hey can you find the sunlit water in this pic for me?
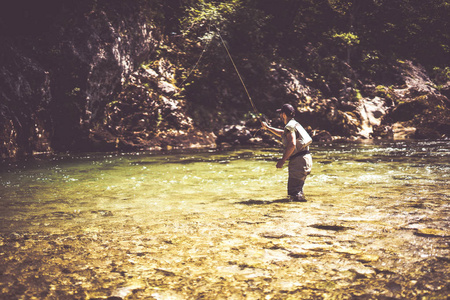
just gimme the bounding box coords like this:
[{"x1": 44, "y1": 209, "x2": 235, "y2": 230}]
[
  {"x1": 1, "y1": 149, "x2": 285, "y2": 233},
  {"x1": 0, "y1": 140, "x2": 449, "y2": 299}
]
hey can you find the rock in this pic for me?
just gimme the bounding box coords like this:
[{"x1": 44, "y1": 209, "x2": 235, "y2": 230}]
[
  {"x1": 296, "y1": 60, "x2": 449, "y2": 141},
  {"x1": 358, "y1": 97, "x2": 390, "y2": 138},
  {"x1": 357, "y1": 254, "x2": 380, "y2": 263},
  {"x1": 312, "y1": 130, "x2": 333, "y2": 142},
  {"x1": 372, "y1": 124, "x2": 393, "y2": 139},
  {"x1": 261, "y1": 231, "x2": 294, "y2": 239},
  {"x1": 0, "y1": 46, "x2": 53, "y2": 158},
  {"x1": 109, "y1": 283, "x2": 145, "y2": 299},
  {"x1": 288, "y1": 249, "x2": 310, "y2": 258},
  {"x1": 216, "y1": 124, "x2": 253, "y2": 146},
  {"x1": 297, "y1": 98, "x2": 362, "y2": 137},
  {"x1": 397, "y1": 60, "x2": 436, "y2": 95},
  {"x1": 158, "y1": 81, "x2": 178, "y2": 95},
  {"x1": 1, "y1": 11, "x2": 448, "y2": 159},
  {"x1": 144, "y1": 68, "x2": 158, "y2": 79},
  {"x1": 155, "y1": 268, "x2": 176, "y2": 276},
  {"x1": 440, "y1": 81, "x2": 450, "y2": 99},
  {"x1": 382, "y1": 93, "x2": 450, "y2": 139},
  {"x1": 387, "y1": 100, "x2": 429, "y2": 123},
  {"x1": 335, "y1": 248, "x2": 362, "y2": 255},
  {"x1": 415, "y1": 228, "x2": 450, "y2": 238},
  {"x1": 263, "y1": 249, "x2": 292, "y2": 262},
  {"x1": 309, "y1": 224, "x2": 352, "y2": 231},
  {"x1": 98, "y1": 210, "x2": 114, "y2": 217},
  {"x1": 300, "y1": 244, "x2": 332, "y2": 252},
  {"x1": 392, "y1": 122, "x2": 416, "y2": 139},
  {"x1": 378, "y1": 66, "x2": 450, "y2": 139},
  {"x1": 349, "y1": 266, "x2": 377, "y2": 277},
  {"x1": 267, "y1": 63, "x2": 315, "y2": 101},
  {"x1": 96, "y1": 63, "x2": 200, "y2": 151}
]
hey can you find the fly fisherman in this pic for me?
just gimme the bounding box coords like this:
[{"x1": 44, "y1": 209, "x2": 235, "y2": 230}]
[{"x1": 261, "y1": 104, "x2": 313, "y2": 201}]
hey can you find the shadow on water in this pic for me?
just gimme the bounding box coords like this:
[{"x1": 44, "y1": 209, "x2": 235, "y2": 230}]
[
  {"x1": 236, "y1": 198, "x2": 304, "y2": 205},
  {"x1": 309, "y1": 224, "x2": 353, "y2": 231}
]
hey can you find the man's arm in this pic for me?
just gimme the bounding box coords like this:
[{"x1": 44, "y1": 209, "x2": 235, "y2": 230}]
[
  {"x1": 276, "y1": 130, "x2": 296, "y2": 168},
  {"x1": 261, "y1": 121, "x2": 284, "y2": 138}
]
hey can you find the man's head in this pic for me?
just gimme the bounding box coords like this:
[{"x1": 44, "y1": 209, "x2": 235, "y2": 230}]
[{"x1": 276, "y1": 103, "x2": 295, "y2": 118}]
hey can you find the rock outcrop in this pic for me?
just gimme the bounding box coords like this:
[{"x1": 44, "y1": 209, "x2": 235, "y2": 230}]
[
  {"x1": 373, "y1": 62, "x2": 450, "y2": 139},
  {"x1": 1, "y1": 2, "x2": 157, "y2": 158},
  {"x1": 216, "y1": 61, "x2": 448, "y2": 146},
  {"x1": 92, "y1": 64, "x2": 216, "y2": 151}
]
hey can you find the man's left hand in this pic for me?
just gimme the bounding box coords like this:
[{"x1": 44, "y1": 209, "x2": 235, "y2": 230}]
[{"x1": 276, "y1": 159, "x2": 285, "y2": 168}]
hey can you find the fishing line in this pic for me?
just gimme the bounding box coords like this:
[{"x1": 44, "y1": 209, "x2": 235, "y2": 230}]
[
  {"x1": 214, "y1": 26, "x2": 259, "y2": 114},
  {"x1": 167, "y1": 24, "x2": 215, "y2": 99},
  {"x1": 179, "y1": 34, "x2": 213, "y2": 89},
  {"x1": 214, "y1": 25, "x2": 270, "y2": 138},
  {"x1": 169, "y1": 22, "x2": 262, "y2": 123}
]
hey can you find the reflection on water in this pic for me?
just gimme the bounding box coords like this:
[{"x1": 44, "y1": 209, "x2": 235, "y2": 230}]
[{"x1": 0, "y1": 140, "x2": 449, "y2": 299}]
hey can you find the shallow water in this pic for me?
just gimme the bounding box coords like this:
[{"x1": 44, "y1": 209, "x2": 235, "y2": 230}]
[{"x1": 0, "y1": 140, "x2": 449, "y2": 299}]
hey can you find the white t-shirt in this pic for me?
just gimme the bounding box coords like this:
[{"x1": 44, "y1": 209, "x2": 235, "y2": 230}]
[{"x1": 283, "y1": 119, "x2": 312, "y2": 154}]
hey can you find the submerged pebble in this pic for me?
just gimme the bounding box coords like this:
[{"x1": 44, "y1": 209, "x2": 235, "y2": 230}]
[{"x1": 415, "y1": 228, "x2": 450, "y2": 238}]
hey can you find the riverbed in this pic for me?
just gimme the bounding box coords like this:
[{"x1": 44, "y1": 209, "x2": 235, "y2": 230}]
[{"x1": 0, "y1": 140, "x2": 449, "y2": 299}]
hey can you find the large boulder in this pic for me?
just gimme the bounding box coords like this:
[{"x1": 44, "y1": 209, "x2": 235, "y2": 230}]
[
  {"x1": 0, "y1": 46, "x2": 53, "y2": 158},
  {"x1": 94, "y1": 63, "x2": 197, "y2": 151},
  {"x1": 358, "y1": 96, "x2": 391, "y2": 138},
  {"x1": 373, "y1": 62, "x2": 450, "y2": 139}
]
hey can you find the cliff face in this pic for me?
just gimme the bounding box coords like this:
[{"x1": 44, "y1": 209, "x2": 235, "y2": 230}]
[{"x1": 0, "y1": 2, "x2": 158, "y2": 158}]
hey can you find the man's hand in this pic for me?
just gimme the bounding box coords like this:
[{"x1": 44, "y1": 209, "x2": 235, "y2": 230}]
[
  {"x1": 276, "y1": 159, "x2": 285, "y2": 168},
  {"x1": 260, "y1": 120, "x2": 269, "y2": 131},
  {"x1": 260, "y1": 120, "x2": 284, "y2": 138}
]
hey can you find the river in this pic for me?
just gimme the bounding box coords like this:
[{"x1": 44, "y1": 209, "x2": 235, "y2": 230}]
[{"x1": 0, "y1": 140, "x2": 449, "y2": 299}]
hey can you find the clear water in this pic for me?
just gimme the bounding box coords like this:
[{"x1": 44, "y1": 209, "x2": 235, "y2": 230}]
[
  {"x1": 1, "y1": 148, "x2": 286, "y2": 233},
  {"x1": 0, "y1": 140, "x2": 449, "y2": 299}
]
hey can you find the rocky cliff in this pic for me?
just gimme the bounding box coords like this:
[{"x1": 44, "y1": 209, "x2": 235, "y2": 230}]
[{"x1": 1, "y1": 1, "x2": 158, "y2": 158}]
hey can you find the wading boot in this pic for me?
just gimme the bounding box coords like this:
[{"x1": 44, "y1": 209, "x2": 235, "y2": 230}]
[{"x1": 290, "y1": 192, "x2": 306, "y2": 202}]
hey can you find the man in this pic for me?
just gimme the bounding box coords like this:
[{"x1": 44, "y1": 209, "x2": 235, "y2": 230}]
[{"x1": 261, "y1": 103, "x2": 313, "y2": 201}]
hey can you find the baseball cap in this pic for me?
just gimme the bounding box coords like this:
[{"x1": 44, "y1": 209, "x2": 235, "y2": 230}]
[{"x1": 276, "y1": 103, "x2": 295, "y2": 116}]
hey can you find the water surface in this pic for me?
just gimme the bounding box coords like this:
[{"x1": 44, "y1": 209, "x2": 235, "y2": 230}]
[{"x1": 0, "y1": 140, "x2": 449, "y2": 299}]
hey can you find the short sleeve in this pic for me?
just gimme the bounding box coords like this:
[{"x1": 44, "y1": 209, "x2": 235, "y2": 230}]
[{"x1": 284, "y1": 120, "x2": 296, "y2": 133}]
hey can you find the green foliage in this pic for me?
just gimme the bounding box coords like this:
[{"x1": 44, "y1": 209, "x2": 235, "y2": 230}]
[
  {"x1": 332, "y1": 32, "x2": 360, "y2": 47},
  {"x1": 67, "y1": 87, "x2": 81, "y2": 97},
  {"x1": 158, "y1": 0, "x2": 449, "y2": 122},
  {"x1": 432, "y1": 67, "x2": 450, "y2": 87},
  {"x1": 327, "y1": 0, "x2": 353, "y2": 15},
  {"x1": 181, "y1": 0, "x2": 241, "y2": 37}
]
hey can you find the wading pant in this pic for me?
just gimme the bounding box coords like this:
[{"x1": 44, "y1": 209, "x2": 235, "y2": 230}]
[{"x1": 288, "y1": 153, "x2": 312, "y2": 196}]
